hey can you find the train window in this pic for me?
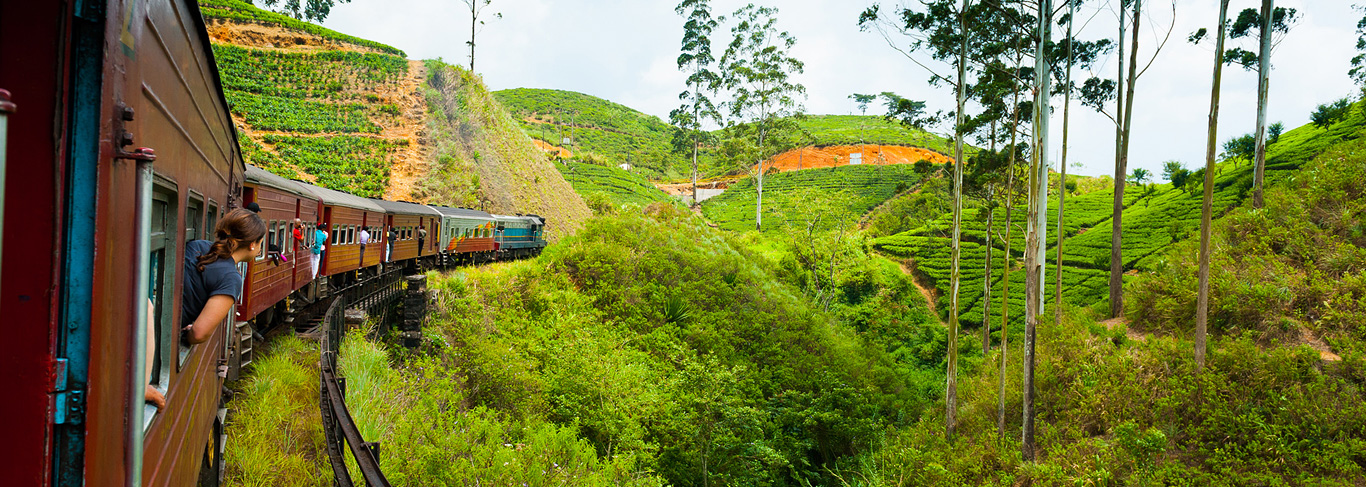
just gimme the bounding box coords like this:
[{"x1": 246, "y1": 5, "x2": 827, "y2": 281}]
[
  {"x1": 207, "y1": 202, "x2": 219, "y2": 237},
  {"x1": 332, "y1": 227, "x2": 340, "y2": 246},
  {"x1": 146, "y1": 182, "x2": 179, "y2": 426},
  {"x1": 347, "y1": 225, "x2": 355, "y2": 244},
  {"x1": 187, "y1": 195, "x2": 204, "y2": 241},
  {"x1": 260, "y1": 221, "x2": 275, "y2": 261}
]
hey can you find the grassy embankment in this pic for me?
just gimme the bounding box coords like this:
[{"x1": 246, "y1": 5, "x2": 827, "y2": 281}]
[
  {"x1": 334, "y1": 204, "x2": 944, "y2": 486},
  {"x1": 417, "y1": 62, "x2": 592, "y2": 241}
]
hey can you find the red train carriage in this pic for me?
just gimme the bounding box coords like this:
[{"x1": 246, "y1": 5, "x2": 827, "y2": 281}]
[
  {"x1": 241, "y1": 165, "x2": 319, "y2": 322},
  {"x1": 1, "y1": 0, "x2": 247, "y2": 485},
  {"x1": 371, "y1": 199, "x2": 444, "y2": 262},
  {"x1": 299, "y1": 182, "x2": 387, "y2": 279}
]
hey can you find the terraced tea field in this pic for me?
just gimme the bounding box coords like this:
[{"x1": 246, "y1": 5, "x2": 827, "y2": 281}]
[
  {"x1": 556, "y1": 162, "x2": 675, "y2": 208},
  {"x1": 701, "y1": 164, "x2": 921, "y2": 234}
]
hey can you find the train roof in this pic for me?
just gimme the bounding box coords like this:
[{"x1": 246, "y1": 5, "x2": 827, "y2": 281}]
[
  {"x1": 430, "y1": 206, "x2": 494, "y2": 219},
  {"x1": 244, "y1": 164, "x2": 313, "y2": 197},
  {"x1": 492, "y1": 214, "x2": 544, "y2": 225},
  {"x1": 295, "y1": 181, "x2": 386, "y2": 213},
  {"x1": 368, "y1": 199, "x2": 444, "y2": 217}
]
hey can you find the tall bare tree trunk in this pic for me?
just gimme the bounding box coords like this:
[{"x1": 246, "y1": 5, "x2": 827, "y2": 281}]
[
  {"x1": 1197, "y1": 0, "x2": 1230, "y2": 373},
  {"x1": 1055, "y1": 0, "x2": 1076, "y2": 324},
  {"x1": 469, "y1": 4, "x2": 477, "y2": 72},
  {"x1": 1252, "y1": 0, "x2": 1273, "y2": 209},
  {"x1": 983, "y1": 185, "x2": 994, "y2": 355},
  {"x1": 998, "y1": 38, "x2": 1023, "y2": 443},
  {"x1": 1108, "y1": 0, "x2": 1129, "y2": 319},
  {"x1": 693, "y1": 85, "x2": 702, "y2": 206},
  {"x1": 945, "y1": 0, "x2": 972, "y2": 441},
  {"x1": 1023, "y1": 0, "x2": 1054, "y2": 462}
]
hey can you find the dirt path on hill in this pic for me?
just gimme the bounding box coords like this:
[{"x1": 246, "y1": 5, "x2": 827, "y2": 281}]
[
  {"x1": 380, "y1": 59, "x2": 430, "y2": 201},
  {"x1": 883, "y1": 255, "x2": 940, "y2": 322},
  {"x1": 1099, "y1": 317, "x2": 1147, "y2": 342},
  {"x1": 1100, "y1": 316, "x2": 1342, "y2": 362}
]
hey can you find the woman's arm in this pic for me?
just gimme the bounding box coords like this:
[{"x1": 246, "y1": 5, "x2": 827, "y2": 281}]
[
  {"x1": 145, "y1": 300, "x2": 166, "y2": 410},
  {"x1": 182, "y1": 294, "x2": 236, "y2": 344}
]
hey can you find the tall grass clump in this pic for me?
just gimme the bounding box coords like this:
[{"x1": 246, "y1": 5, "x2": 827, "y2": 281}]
[{"x1": 224, "y1": 336, "x2": 331, "y2": 486}]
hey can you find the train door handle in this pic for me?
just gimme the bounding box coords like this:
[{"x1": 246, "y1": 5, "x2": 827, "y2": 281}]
[{"x1": 115, "y1": 147, "x2": 156, "y2": 162}]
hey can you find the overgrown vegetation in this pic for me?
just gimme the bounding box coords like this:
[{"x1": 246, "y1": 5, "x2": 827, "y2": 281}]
[
  {"x1": 224, "y1": 337, "x2": 331, "y2": 486},
  {"x1": 388, "y1": 205, "x2": 946, "y2": 486},
  {"x1": 416, "y1": 61, "x2": 592, "y2": 241}
]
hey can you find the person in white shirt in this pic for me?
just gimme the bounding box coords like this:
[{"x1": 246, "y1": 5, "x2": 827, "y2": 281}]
[{"x1": 358, "y1": 226, "x2": 370, "y2": 266}]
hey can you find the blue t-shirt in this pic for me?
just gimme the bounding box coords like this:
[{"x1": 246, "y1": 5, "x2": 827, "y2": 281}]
[
  {"x1": 182, "y1": 240, "x2": 244, "y2": 326},
  {"x1": 312, "y1": 229, "x2": 327, "y2": 254}
]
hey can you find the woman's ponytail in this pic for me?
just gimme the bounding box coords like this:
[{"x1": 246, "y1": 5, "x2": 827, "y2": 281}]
[{"x1": 197, "y1": 208, "x2": 266, "y2": 271}]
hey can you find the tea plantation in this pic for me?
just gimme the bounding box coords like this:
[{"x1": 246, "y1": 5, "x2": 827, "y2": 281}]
[
  {"x1": 202, "y1": 0, "x2": 412, "y2": 197},
  {"x1": 701, "y1": 164, "x2": 922, "y2": 234},
  {"x1": 555, "y1": 162, "x2": 675, "y2": 209}
]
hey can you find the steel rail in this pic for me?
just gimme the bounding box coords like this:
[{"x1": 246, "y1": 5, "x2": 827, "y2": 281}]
[{"x1": 318, "y1": 267, "x2": 404, "y2": 487}]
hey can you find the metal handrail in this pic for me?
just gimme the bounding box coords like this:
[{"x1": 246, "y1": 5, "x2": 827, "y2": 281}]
[{"x1": 319, "y1": 267, "x2": 405, "y2": 487}]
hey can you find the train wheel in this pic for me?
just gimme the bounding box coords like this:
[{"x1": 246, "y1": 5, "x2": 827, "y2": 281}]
[{"x1": 197, "y1": 411, "x2": 226, "y2": 487}]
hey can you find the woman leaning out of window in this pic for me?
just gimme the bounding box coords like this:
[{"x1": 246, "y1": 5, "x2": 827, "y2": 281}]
[{"x1": 145, "y1": 208, "x2": 265, "y2": 410}]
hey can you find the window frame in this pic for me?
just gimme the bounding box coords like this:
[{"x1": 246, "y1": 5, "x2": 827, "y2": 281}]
[{"x1": 144, "y1": 179, "x2": 179, "y2": 429}]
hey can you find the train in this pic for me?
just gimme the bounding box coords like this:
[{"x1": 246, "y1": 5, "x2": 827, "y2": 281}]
[{"x1": 0, "y1": 1, "x2": 546, "y2": 485}]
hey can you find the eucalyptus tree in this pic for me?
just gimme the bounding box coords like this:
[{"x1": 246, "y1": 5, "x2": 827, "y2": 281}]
[
  {"x1": 462, "y1": 0, "x2": 501, "y2": 72},
  {"x1": 850, "y1": 93, "x2": 877, "y2": 163},
  {"x1": 1054, "y1": 0, "x2": 1078, "y2": 324},
  {"x1": 1079, "y1": 0, "x2": 1176, "y2": 319},
  {"x1": 1352, "y1": 6, "x2": 1366, "y2": 87},
  {"x1": 258, "y1": 0, "x2": 350, "y2": 22},
  {"x1": 1196, "y1": 0, "x2": 1231, "y2": 373},
  {"x1": 671, "y1": 0, "x2": 723, "y2": 207},
  {"x1": 718, "y1": 4, "x2": 806, "y2": 233},
  {"x1": 1226, "y1": 3, "x2": 1298, "y2": 209},
  {"x1": 859, "y1": 0, "x2": 987, "y2": 441},
  {"x1": 1020, "y1": 0, "x2": 1057, "y2": 462}
]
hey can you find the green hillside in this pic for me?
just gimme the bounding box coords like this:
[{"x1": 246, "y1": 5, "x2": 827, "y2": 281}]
[
  {"x1": 701, "y1": 164, "x2": 922, "y2": 234},
  {"x1": 555, "y1": 162, "x2": 675, "y2": 211},
  {"x1": 493, "y1": 88, "x2": 689, "y2": 180},
  {"x1": 871, "y1": 101, "x2": 1366, "y2": 329},
  {"x1": 797, "y1": 115, "x2": 956, "y2": 154},
  {"x1": 202, "y1": 0, "x2": 411, "y2": 198}
]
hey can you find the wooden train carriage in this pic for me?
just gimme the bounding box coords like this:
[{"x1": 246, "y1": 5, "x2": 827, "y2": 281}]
[
  {"x1": 431, "y1": 206, "x2": 498, "y2": 254},
  {"x1": 298, "y1": 182, "x2": 387, "y2": 278},
  {"x1": 371, "y1": 199, "x2": 443, "y2": 262},
  {"x1": 0, "y1": 2, "x2": 83, "y2": 483},
  {"x1": 241, "y1": 165, "x2": 318, "y2": 322},
  {"x1": 126, "y1": 1, "x2": 246, "y2": 484},
  {"x1": 0, "y1": 0, "x2": 249, "y2": 484}
]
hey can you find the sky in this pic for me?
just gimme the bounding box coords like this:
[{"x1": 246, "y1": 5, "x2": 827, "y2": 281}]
[{"x1": 318, "y1": 0, "x2": 1361, "y2": 179}]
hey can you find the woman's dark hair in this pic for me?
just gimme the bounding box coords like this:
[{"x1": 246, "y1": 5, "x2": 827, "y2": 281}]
[{"x1": 197, "y1": 208, "x2": 266, "y2": 271}]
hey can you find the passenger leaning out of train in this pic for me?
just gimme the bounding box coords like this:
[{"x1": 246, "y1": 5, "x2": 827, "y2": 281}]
[
  {"x1": 417, "y1": 225, "x2": 427, "y2": 255},
  {"x1": 292, "y1": 218, "x2": 305, "y2": 251},
  {"x1": 183, "y1": 208, "x2": 266, "y2": 346},
  {"x1": 311, "y1": 223, "x2": 328, "y2": 278},
  {"x1": 147, "y1": 209, "x2": 266, "y2": 409}
]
